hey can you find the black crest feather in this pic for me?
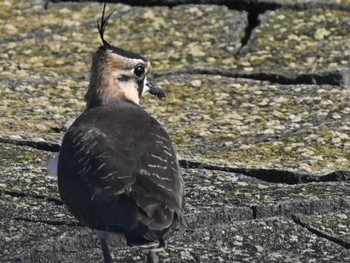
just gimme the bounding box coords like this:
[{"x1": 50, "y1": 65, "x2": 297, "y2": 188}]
[
  {"x1": 97, "y1": 2, "x2": 114, "y2": 49},
  {"x1": 95, "y1": 2, "x2": 148, "y2": 62}
]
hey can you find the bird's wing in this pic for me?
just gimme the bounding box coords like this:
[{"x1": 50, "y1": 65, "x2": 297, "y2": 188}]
[
  {"x1": 128, "y1": 119, "x2": 184, "y2": 230},
  {"x1": 58, "y1": 105, "x2": 183, "y2": 234}
]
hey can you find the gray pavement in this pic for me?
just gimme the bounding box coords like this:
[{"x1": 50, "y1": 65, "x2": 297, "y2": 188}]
[{"x1": 0, "y1": 0, "x2": 349, "y2": 262}]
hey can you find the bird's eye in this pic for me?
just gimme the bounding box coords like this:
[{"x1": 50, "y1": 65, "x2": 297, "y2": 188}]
[{"x1": 134, "y1": 65, "x2": 145, "y2": 77}]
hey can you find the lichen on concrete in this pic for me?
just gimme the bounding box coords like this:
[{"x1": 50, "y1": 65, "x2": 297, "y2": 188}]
[
  {"x1": 143, "y1": 75, "x2": 350, "y2": 174},
  {"x1": 0, "y1": 79, "x2": 86, "y2": 139},
  {"x1": 0, "y1": 143, "x2": 58, "y2": 197},
  {"x1": 0, "y1": 2, "x2": 247, "y2": 80},
  {"x1": 164, "y1": 217, "x2": 350, "y2": 262},
  {"x1": 183, "y1": 169, "x2": 350, "y2": 215},
  {"x1": 1, "y1": 1, "x2": 349, "y2": 174},
  {"x1": 296, "y1": 211, "x2": 350, "y2": 244},
  {"x1": 1, "y1": 0, "x2": 350, "y2": 262},
  {"x1": 240, "y1": 8, "x2": 350, "y2": 74}
]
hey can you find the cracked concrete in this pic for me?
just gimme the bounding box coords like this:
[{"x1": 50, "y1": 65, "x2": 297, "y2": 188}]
[{"x1": 0, "y1": 0, "x2": 350, "y2": 262}]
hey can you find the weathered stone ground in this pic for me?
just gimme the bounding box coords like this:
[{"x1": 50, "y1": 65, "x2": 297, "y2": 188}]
[{"x1": 1, "y1": 0, "x2": 350, "y2": 262}]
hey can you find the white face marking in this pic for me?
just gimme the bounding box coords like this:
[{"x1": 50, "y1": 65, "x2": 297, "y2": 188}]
[
  {"x1": 142, "y1": 76, "x2": 150, "y2": 95},
  {"x1": 108, "y1": 56, "x2": 150, "y2": 104},
  {"x1": 117, "y1": 77, "x2": 140, "y2": 105}
]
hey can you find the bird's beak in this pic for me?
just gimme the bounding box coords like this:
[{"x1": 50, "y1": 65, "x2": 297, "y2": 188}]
[{"x1": 143, "y1": 75, "x2": 166, "y2": 99}]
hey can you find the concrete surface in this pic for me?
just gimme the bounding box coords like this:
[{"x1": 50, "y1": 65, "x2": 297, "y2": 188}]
[{"x1": 0, "y1": 0, "x2": 349, "y2": 262}]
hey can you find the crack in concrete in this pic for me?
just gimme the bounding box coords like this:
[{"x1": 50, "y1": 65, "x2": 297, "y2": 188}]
[
  {"x1": 183, "y1": 207, "x2": 253, "y2": 229},
  {"x1": 252, "y1": 205, "x2": 258, "y2": 220},
  {"x1": 45, "y1": 0, "x2": 350, "y2": 61},
  {"x1": 1, "y1": 134, "x2": 349, "y2": 185},
  {"x1": 5, "y1": 191, "x2": 350, "y2": 234},
  {"x1": 179, "y1": 159, "x2": 350, "y2": 184},
  {"x1": 9, "y1": 200, "x2": 350, "y2": 231},
  {"x1": 2, "y1": 65, "x2": 348, "y2": 90},
  {"x1": 233, "y1": 1, "x2": 281, "y2": 55},
  {"x1": 46, "y1": 0, "x2": 280, "y2": 55},
  {"x1": 0, "y1": 137, "x2": 60, "y2": 152},
  {"x1": 3, "y1": 190, "x2": 63, "y2": 206},
  {"x1": 156, "y1": 68, "x2": 350, "y2": 88},
  {"x1": 254, "y1": 197, "x2": 350, "y2": 219},
  {"x1": 12, "y1": 208, "x2": 250, "y2": 231},
  {"x1": 49, "y1": 0, "x2": 350, "y2": 11},
  {"x1": 291, "y1": 214, "x2": 350, "y2": 249},
  {"x1": 14, "y1": 216, "x2": 83, "y2": 228}
]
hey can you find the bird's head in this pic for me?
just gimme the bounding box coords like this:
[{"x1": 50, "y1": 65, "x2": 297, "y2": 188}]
[{"x1": 85, "y1": 3, "x2": 165, "y2": 108}]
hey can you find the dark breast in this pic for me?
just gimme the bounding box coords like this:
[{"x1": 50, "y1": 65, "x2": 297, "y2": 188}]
[{"x1": 57, "y1": 101, "x2": 184, "y2": 245}]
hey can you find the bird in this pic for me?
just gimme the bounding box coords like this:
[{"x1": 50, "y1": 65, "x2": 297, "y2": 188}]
[{"x1": 56, "y1": 3, "x2": 184, "y2": 263}]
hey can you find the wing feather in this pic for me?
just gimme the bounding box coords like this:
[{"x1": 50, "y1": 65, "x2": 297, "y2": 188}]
[{"x1": 58, "y1": 102, "x2": 184, "y2": 239}]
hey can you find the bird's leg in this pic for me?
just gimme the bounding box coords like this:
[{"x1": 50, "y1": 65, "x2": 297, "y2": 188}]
[
  {"x1": 99, "y1": 238, "x2": 114, "y2": 263},
  {"x1": 146, "y1": 250, "x2": 159, "y2": 263}
]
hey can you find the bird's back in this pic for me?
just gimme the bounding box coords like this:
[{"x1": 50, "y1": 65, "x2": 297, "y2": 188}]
[{"x1": 57, "y1": 100, "x2": 184, "y2": 246}]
